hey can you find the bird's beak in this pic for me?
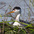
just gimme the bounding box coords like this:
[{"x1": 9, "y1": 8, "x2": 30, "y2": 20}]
[{"x1": 7, "y1": 11, "x2": 15, "y2": 14}]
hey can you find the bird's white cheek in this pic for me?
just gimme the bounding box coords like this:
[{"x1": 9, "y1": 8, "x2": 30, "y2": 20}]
[
  {"x1": 15, "y1": 10, "x2": 18, "y2": 12},
  {"x1": 15, "y1": 10, "x2": 20, "y2": 12}
]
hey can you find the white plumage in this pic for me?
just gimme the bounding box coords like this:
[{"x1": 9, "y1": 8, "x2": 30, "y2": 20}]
[{"x1": 13, "y1": 14, "x2": 21, "y2": 26}]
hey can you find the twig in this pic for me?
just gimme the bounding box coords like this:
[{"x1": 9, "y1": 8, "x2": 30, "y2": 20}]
[
  {"x1": 0, "y1": 5, "x2": 6, "y2": 9},
  {"x1": 24, "y1": 0, "x2": 34, "y2": 16},
  {"x1": 18, "y1": 28, "x2": 20, "y2": 34}
]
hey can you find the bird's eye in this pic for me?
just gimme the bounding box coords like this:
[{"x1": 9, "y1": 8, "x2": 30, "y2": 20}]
[{"x1": 14, "y1": 9, "x2": 16, "y2": 11}]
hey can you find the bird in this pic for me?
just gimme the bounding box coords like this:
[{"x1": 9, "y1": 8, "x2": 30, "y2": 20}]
[{"x1": 7, "y1": 6, "x2": 30, "y2": 26}]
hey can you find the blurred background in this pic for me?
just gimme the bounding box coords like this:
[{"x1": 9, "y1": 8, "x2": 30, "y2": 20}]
[{"x1": 0, "y1": 0, "x2": 34, "y2": 24}]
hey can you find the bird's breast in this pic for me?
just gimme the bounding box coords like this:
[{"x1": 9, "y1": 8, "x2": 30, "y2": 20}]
[{"x1": 13, "y1": 22, "x2": 21, "y2": 26}]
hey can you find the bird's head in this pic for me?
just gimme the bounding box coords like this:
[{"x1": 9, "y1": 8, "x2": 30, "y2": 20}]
[{"x1": 7, "y1": 6, "x2": 21, "y2": 14}]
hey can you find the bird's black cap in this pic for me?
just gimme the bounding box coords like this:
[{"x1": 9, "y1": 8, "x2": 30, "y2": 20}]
[
  {"x1": 13, "y1": 6, "x2": 21, "y2": 14},
  {"x1": 13, "y1": 6, "x2": 21, "y2": 10}
]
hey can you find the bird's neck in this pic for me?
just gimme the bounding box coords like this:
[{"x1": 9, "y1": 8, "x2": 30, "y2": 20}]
[{"x1": 15, "y1": 13, "x2": 20, "y2": 21}]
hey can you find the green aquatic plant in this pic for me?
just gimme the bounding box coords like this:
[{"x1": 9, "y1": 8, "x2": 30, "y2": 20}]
[{"x1": 0, "y1": 20, "x2": 34, "y2": 34}]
